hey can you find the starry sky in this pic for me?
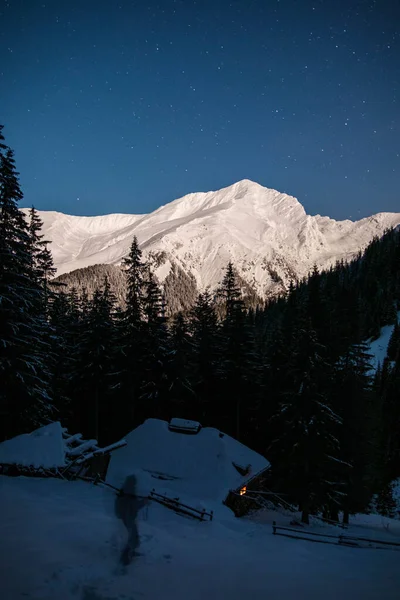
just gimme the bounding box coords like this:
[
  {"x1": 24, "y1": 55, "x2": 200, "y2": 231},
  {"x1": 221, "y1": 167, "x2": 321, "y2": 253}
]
[{"x1": 1, "y1": 0, "x2": 399, "y2": 220}]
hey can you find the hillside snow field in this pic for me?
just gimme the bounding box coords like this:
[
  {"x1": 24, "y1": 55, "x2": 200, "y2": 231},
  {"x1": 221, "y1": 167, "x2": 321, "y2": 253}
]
[
  {"x1": 1, "y1": 416, "x2": 400, "y2": 600},
  {"x1": 1, "y1": 475, "x2": 399, "y2": 600},
  {"x1": 24, "y1": 179, "x2": 400, "y2": 297},
  {"x1": 367, "y1": 311, "x2": 400, "y2": 370}
]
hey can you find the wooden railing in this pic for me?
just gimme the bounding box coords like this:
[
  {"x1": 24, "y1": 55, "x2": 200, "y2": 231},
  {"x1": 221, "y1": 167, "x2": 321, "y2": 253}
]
[
  {"x1": 149, "y1": 489, "x2": 214, "y2": 521},
  {"x1": 272, "y1": 521, "x2": 400, "y2": 550}
]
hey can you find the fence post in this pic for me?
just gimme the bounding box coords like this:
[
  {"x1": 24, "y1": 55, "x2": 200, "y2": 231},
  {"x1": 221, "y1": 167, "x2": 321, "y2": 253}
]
[{"x1": 273, "y1": 521, "x2": 277, "y2": 535}]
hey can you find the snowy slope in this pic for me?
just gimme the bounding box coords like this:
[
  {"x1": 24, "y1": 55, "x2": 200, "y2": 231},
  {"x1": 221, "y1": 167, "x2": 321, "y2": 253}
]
[
  {"x1": 367, "y1": 311, "x2": 400, "y2": 370},
  {"x1": 23, "y1": 180, "x2": 400, "y2": 297},
  {"x1": 1, "y1": 475, "x2": 400, "y2": 600},
  {"x1": 1, "y1": 418, "x2": 399, "y2": 598}
]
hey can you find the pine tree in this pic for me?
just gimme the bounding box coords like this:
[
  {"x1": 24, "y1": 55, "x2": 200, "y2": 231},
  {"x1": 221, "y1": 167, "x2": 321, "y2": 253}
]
[
  {"x1": 168, "y1": 312, "x2": 195, "y2": 414},
  {"x1": 331, "y1": 343, "x2": 377, "y2": 523},
  {"x1": 258, "y1": 318, "x2": 291, "y2": 455},
  {"x1": 143, "y1": 267, "x2": 163, "y2": 325},
  {"x1": 269, "y1": 319, "x2": 343, "y2": 524},
  {"x1": 123, "y1": 236, "x2": 145, "y2": 325},
  {"x1": 375, "y1": 482, "x2": 397, "y2": 518},
  {"x1": 0, "y1": 128, "x2": 53, "y2": 439},
  {"x1": 140, "y1": 268, "x2": 171, "y2": 420},
  {"x1": 27, "y1": 206, "x2": 56, "y2": 299},
  {"x1": 218, "y1": 261, "x2": 244, "y2": 323},
  {"x1": 48, "y1": 290, "x2": 74, "y2": 421},
  {"x1": 71, "y1": 278, "x2": 117, "y2": 443},
  {"x1": 218, "y1": 262, "x2": 260, "y2": 440},
  {"x1": 190, "y1": 289, "x2": 222, "y2": 425},
  {"x1": 111, "y1": 236, "x2": 147, "y2": 431},
  {"x1": 78, "y1": 286, "x2": 91, "y2": 319},
  {"x1": 380, "y1": 356, "x2": 400, "y2": 480}
]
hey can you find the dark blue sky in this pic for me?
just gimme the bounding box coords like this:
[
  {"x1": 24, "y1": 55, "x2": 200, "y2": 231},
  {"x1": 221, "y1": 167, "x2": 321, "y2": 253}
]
[{"x1": 1, "y1": 0, "x2": 399, "y2": 219}]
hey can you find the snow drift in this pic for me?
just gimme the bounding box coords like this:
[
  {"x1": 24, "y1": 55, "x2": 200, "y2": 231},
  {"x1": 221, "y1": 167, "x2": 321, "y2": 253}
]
[{"x1": 0, "y1": 422, "x2": 66, "y2": 469}]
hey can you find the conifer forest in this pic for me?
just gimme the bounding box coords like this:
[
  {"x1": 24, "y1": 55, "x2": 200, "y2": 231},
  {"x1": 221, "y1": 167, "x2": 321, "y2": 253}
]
[{"x1": 1, "y1": 125, "x2": 399, "y2": 524}]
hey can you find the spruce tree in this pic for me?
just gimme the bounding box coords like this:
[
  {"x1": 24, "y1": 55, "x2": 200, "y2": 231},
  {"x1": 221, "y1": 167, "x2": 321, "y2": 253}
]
[
  {"x1": 140, "y1": 268, "x2": 171, "y2": 420},
  {"x1": 0, "y1": 128, "x2": 53, "y2": 439},
  {"x1": 27, "y1": 206, "x2": 56, "y2": 295},
  {"x1": 190, "y1": 289, "x2": 222, "y2": 425},
  {"x1": 168, "y1": 312, "x2": 195, "y2": 414},
  {"x1": 269, "y1": 318, "x2": 343, "y2": 524},
  {"x1": 143, "y1": 267, "x2": 163, "y2": 325},
  {"x1": 71, "y1": 278, "x2": 117, "y2": 443},
  {"x1": 48, "y1": 289, "x2": 74, "y2": 421},
  {"x1": 331, "y1": 343, "x2": 377, "y2": 523},
  {"x1": 112, "y1": 236, "x2": 147, "y2": 430},
  {"x1": 123, "y1": 235, "x2": 145, "y2": 325},
  {"x1": 218, "y1": 262, "x2": 259, "y2": 440},
  {"x1": 380, "y1": 356, "x2": 400, "y2": 481},
  {"x1": 218, "y1": 261, "x2": 244, "y2": 323},
  {"x1": 259, "y1": 318, "x2": 291, "y2": 455},
  {"x1": 376, "y1": 482, "x2": 397, "y2": 518}
]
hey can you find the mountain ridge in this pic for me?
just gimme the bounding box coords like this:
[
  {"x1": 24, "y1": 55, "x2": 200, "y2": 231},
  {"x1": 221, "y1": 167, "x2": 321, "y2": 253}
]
[{"x1": 22, "y1": 179, "x2": 400, "y2": 298}]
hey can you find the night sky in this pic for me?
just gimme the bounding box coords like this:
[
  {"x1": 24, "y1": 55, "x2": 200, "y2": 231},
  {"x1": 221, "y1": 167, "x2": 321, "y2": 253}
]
[{"x1": 1, "y1": 0, "x2": 399, "y2": 219}]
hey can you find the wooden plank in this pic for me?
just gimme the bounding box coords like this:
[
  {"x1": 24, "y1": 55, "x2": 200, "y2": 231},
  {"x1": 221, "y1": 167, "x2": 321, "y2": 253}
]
[
  {"x1": 274, "y1": 531, "x2": 339, "y2": 545},
  {"x1": 149, "y1": 490, "x2": 213, "y2": 521},
  {"x1": 273, "y1": 524, "x2": 341, "y2": 540},
  {"x1": 340, "y1": 535, "x2": 400, "y2": 548},
  {"x1": 272, "y1": 523, "x2": 400, "y2": 551}
]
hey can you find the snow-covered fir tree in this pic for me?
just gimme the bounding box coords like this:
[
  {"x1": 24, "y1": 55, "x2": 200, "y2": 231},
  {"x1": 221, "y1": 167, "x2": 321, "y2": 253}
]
[{"x1": 0, "y1": 127, "x2": 53, "y2": 440}]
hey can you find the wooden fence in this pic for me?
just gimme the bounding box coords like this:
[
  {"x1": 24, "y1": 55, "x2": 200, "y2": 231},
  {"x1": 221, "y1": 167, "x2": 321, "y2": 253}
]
[
  {"x1": 149, "y1": 489, "x2": 213, "y2": 521},
  {"x1": 272, "y1": 521, "x2": 400, "y2": 550}
]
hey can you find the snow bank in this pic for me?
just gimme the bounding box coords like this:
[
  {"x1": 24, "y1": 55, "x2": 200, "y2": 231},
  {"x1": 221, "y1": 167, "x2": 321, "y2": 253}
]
[
  {"x1": 0, "y1": 422, "x2": 65, "y2": 469},
  {"x1": 106, "y1": 418, "x2": 269, "y2": 508}
]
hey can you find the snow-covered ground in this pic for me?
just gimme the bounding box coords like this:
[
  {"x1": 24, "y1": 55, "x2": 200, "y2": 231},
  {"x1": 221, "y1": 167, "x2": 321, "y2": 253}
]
[
  {"x1": 1, "y1": 475, "x2": 399, "y2": 600},
  {"x1": 1, "y1": 418, "x2": 399, "y2": 599}
]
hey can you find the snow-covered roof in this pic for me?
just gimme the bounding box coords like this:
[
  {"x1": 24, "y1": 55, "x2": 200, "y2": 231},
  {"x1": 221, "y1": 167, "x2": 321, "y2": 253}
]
[
  {"x1": 0, "y1": 422, "x2": 66, "y2": 469},
  {"x1": 106, "y1": 418, "x2": 269, "y2": 507}
]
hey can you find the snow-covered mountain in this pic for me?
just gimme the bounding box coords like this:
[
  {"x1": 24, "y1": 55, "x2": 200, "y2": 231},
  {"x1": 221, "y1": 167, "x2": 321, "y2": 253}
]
[{"x1": 24, "y1": 179, "x2": 400, "y2": 297}]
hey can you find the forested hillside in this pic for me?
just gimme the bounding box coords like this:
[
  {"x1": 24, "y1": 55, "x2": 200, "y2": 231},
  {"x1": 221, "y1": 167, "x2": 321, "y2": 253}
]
[
  {"x1": 53, "y1": 261, "x2": 200, "y2": 317},
  {"x1": 1, "y1": 126, "x2": 399, "y2": 524},
  {"x1": 53, "y1": 259, "x2": 262, "y2": 316}
]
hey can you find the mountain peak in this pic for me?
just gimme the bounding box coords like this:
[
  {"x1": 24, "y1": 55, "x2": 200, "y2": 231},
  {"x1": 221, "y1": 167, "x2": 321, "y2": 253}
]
[
  {"x1": 232, "y1": 178, "x2": 263, "y2": 189},
  {"x1": 23, "y1": 182, "x2": 400, "y2": 297}
]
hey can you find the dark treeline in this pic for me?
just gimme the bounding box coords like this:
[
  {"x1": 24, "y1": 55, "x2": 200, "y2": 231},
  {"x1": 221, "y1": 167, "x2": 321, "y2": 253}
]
[
  {"x1": 1, "y1": 126, "x2": 399, "y2": 523},
  {"x1": 54, "y1": 259, "x2": 201, "y2": 318},
  {"x1": 53, "y1": 257, "x2": 262, "y2": 318}
]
